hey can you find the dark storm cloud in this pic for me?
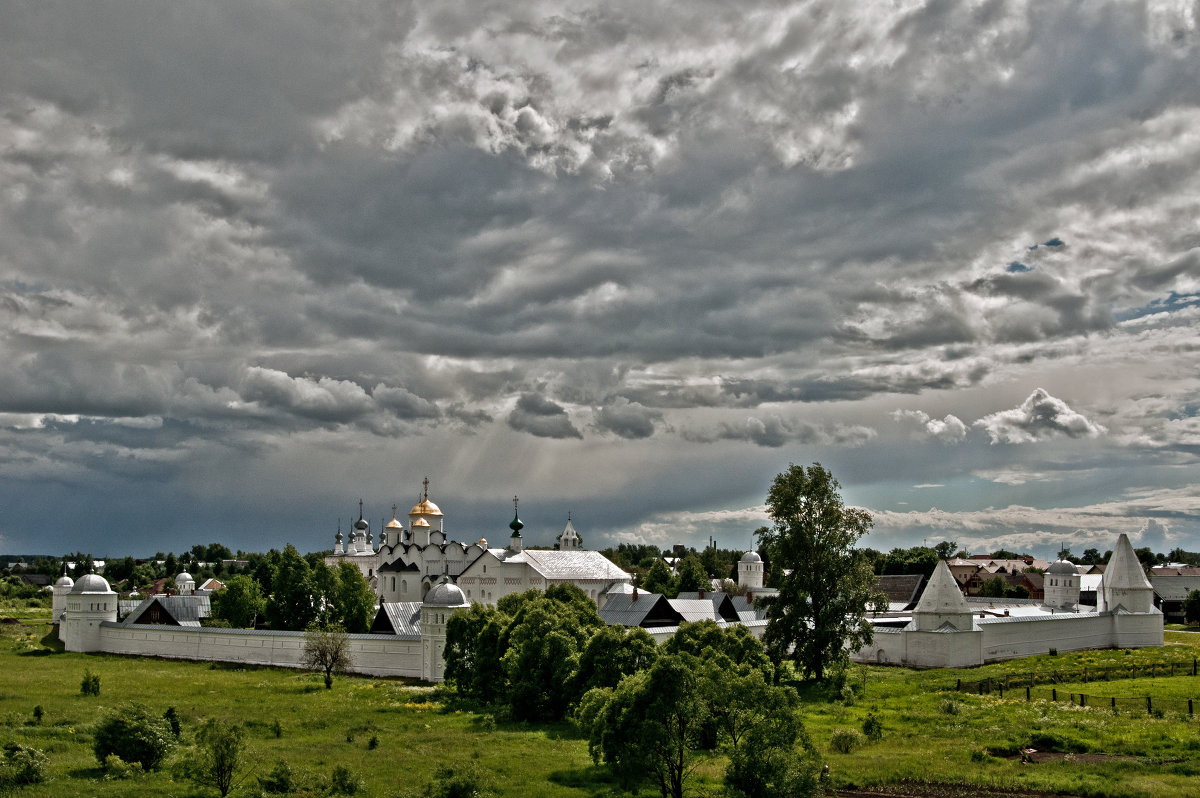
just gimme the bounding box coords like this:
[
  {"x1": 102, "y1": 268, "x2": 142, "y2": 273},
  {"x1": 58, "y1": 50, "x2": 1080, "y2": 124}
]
[
  {"x1": 592, "y1": 398, "x2": 660, "y2": 439},
  {"x1": 506, "y1": 393, "x2": 582, "y2": 439},
  {"x1": 3, "y1": 1, "x2": 1200, "y2": 555}
]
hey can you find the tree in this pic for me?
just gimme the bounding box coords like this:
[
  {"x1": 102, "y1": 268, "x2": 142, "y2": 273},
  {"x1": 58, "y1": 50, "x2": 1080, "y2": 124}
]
[
  {"x1": 977, "y1": 576, "x2": 1007, "y2": 598},
  {"x1": 211, "y1": 575, "x2": 266, "y2": 628},
  {"x1": 676, "y1": 556, "x2": 709, "y2": 593},
  {"x1": 756, "y1": 463, "x2": 875, "y2": 682},
  {"x1": 1184, "y1": 590, "x2": 1200, "y2": 625},
  {"x1": 718, "y1": 672, "x2": 820, "y2": 798},
  {"x1": 932, "y1": 540, "x2": 958, "y2": 560},
  {"x1": 93, "y1": 703, "x2": 176, "y2": 771},
  {"x1": 501, "y1": 589, "x2": 602, "y2": 720},
  {"x1": 303, "y1": 624, "x2": 351, "y2": 689},
  {"x1": 268, "y1": 544, "x2": 317, "y2": 630},
  {"x1": 571, "y1": 625, "x2": 658, "y2": 705},
  {"x1": 583, "y1": 655, "x2": 709, "y2": 798},
  {"x1": 330, "y1": 562, "x2": 376, "y2": 633},
  {"x1": 444, "y1": 603, "x2": 509, "y2": 703},
  {"x1": 193, "y1": 718, "x2": 245, "y2": 797},
  {"x1": 641, "y1": 559, "x2": 676, "y2": 596}
]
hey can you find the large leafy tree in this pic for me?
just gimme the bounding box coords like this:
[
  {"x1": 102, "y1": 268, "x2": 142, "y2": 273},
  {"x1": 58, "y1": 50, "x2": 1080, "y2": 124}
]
[
  {"x1": 501, "y1": 586, "x2": 603, "y2": 721},
  {"x1": 211, "y1": 575, "x2": 266, "y2": 629},
  {"x1": 676, "y1": 556, "x2": 710, "y2": 593},
  {"x1": 444, "y1": 603, "x2": 509, "y2": 703},
  {"x1": 757, "y1": 462, "x2": 875, "y2": 681},
  {"x1": 330, "y1": 562, "x2": 376, "y2": 633},
  {"x1": 571, "y1": 625, "x2": 658, "y2": 705},
  {"x1": 641, "y1": 559, "x2": 676, "y2": 596},
  {"x1": 267, "y1": 544, "x2": 317, "y2": 630}
]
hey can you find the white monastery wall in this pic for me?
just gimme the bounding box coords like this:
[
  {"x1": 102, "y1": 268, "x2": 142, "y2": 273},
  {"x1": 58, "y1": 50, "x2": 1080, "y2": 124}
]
[
  {"x1": 96, "y1": 624, "x2": 423, "y2": 679},
  {"x1": 855, "y1": 612, "x2": 1163, "y2": 668}
]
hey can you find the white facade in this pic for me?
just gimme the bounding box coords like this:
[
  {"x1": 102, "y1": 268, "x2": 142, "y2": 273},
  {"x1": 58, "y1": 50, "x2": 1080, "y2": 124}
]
[
  {"x1": 332, "y1": 483, "x2": 632, "y2": 608},
  {"x1": 854, "y1": 534, "x2": 1163, "y2": 668},
  {"x1": 738, "y1": 551, "x2": 764, "y2": 590}
]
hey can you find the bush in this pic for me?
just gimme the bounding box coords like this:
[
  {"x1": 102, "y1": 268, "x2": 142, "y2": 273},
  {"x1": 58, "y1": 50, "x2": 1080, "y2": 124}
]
[
  {"x1": 0, "y1": 742, "x2": 47, "y2": 787},
  {"x1": 102, "y1": 754, "x2": 138, "y2": 780},
  {"x1": 93, "y1": 703, "x2": 176, "y2": 771},
  {"x1": 861, "y1": 712, "x2": 882, "y2": 741},
  {"x1": 1026, "y1": 731, "x2": 1089, "y2": 754},
  {"x1": 829, "y1": 728, "x2": 864, "y2": 754},
  {"x1": 80, "y1": 669, "x2": 100, "y2": 696},
  {"x1": 258, "y1": 760, "x2": 293, "y2": 793},
  {"x1": 163, "y1": 706, "x2": 181, "y2": 738},
  {"x1": 330, "y1": 764, "x2": 363, "y2": 795},
  {"x1": 1049, "y1": 647, "x2": 1058, "y2": 656},
  {"x1": 421, "y1": 762, "x2": 497, "y2": 798},
  {"x1": 939, "y1": 698, "x2": 960, "y2": 715},
  {"x1": 193, "y1": 718, "x2": 245, "y2": 797}
]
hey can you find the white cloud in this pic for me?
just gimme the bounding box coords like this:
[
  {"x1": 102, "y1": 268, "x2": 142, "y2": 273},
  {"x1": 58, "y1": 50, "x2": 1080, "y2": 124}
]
[
  {"x1": 975, "y1": 389, "x2": 1106, "y2": 444},
  {"x1": 893, "y1": 409, "x2": 968, "y2": 442}
]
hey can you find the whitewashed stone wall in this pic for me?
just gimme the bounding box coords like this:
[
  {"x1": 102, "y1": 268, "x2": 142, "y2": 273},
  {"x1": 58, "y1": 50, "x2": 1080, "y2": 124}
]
[
  {"x1": 854, "y1": 611, "x2": 1163, "y2": 668},
  {"x1": 96, "y1": 624, "x2": 423, "y2": 679}
]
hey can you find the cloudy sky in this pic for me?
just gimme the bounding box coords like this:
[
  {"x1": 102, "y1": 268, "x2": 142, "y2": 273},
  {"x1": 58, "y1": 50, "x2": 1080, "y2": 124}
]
[{"x1": 3, "y1": 1, "x2": 1200, "y2": 560}]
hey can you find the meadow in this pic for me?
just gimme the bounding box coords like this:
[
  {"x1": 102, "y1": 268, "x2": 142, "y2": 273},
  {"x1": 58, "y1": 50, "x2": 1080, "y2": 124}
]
[{"x1": 2, "y1": 614, "x2": 1200, "y2": 797}]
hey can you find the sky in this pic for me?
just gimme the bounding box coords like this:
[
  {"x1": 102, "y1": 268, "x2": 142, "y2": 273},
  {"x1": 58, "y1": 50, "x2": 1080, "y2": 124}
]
[{"x1": 2, "y1": 1, "x2": 1200, "y2": 561}]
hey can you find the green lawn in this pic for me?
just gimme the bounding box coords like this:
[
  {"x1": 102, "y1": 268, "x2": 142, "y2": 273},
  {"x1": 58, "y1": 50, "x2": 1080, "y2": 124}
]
[{"x1": 4, "y1": 617, "x2": 1200, "y2": 797}]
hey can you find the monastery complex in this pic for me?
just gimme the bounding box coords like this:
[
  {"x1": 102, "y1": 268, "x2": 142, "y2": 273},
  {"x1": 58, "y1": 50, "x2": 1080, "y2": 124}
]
[{"x1": 53, "y1": 483, "x2": 1163, "y2": 679}]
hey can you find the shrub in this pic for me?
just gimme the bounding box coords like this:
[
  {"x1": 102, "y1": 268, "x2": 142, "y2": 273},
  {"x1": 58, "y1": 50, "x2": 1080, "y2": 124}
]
[
  {"x1": 1049, "y1": 647, "x2": 1058, "y2": 656},
  {"x1": 270, "y1": 718, "x2": 283, "y2": 738},
  {"x1": 31, "y1": 705, "x2": 43, "y2": 725},
  {"x1": 163, "y1": 706, "x2": 181, "y2": 738},
  {"x1": 0, "y1": 742, "x2": 47, "y2": 786},
  {"x1": 193, "y1": 718, "x2": 245, "y2": 797},
  {"x1": 861, "y1": 712, "x2": 882, "y2": 741},
  {"x1": 829, "y1": 728, "x2": 864, "y2": 754},
  {"x1": 102, "y1": 754, "x2": 138, "y2": 780},
  {"x1": 80, "y1": 669, "x2": 101, "y2": 696},
  {"x1": 93, "y1": 703, "x2": 176, "y2": 771},
  {"x1": 421, "y1": 762, "x2": 497, "y2": 798},
  {"x1": 1026, "y1": 731, "x2": 1089, "y2": 754},
  {"x1": 330, "y1": 764, "x2": 363, "y2": 795},
  {"x1": 368, "y1": 735, "x2": 379, "y2": 750},
  {"x1": 939, "y1": 698, "x2": 961, "y2": 715},
  {"x1": 258, "y1": 760, "x2": 293, "y2": 793}
]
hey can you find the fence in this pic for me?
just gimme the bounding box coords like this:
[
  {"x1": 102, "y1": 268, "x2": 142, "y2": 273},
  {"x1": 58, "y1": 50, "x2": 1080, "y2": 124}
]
[
  {"x1": 953, "y1": 658, "x2": 1200, "y2": 716},
  {"x1": 954, "y1": 658, "x2": 1199, "y2": 693}
]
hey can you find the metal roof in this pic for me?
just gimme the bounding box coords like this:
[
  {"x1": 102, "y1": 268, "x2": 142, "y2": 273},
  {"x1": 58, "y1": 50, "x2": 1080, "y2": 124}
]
[
  {"x1": 119, "y1": 595, "x2": 210, "y2": 627},
  {"x1": 371, "y1": 602, "x2": 422, "y2": 638}
]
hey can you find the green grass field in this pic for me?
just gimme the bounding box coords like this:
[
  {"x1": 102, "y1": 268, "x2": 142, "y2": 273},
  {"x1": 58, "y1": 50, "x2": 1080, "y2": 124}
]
[{"x1": 3, "y1": 616, "x2": 1200, "y2": 797}]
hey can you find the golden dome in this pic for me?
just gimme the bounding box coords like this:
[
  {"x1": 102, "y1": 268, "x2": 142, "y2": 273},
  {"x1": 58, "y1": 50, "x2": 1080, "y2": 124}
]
[
  {"x1": 412, "y1": 517, "x2": 430, "y2": 528},
  {"x1": 409, "y1": 477, "x2": 444, "y2": 516},
  {"x1": 409, "y1": 499, "x2": 443, "y2": 517}
]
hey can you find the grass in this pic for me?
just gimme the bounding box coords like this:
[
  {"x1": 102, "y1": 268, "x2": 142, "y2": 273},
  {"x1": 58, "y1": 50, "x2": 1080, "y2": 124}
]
[{"x1": 4, "y1": 615, "x2": 1200, "y2": 797}]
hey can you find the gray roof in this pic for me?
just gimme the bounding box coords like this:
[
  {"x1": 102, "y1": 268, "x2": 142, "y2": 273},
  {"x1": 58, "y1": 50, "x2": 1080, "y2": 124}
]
[
  {"x1": 481, "y1": 548, "x2": 631, "y2": 582},
  {"x1": 372, "y1": 602, "x2": 422, "y2": 638},
  {"x1": 598, "y1": 592, "x2": 680, "y2": 627},
  {"x1": 1149, "y1": 573, "x2": 1200, "y2": 602},
  {"x1": 120, "y1": 595, "x2": 211, "y2": 627},
  {"x1": 874, "y1": 574, "x2": 925, "y2": 608},
  {"x1": 667, "y1": 598, "x2": 720, "y2": 623}
]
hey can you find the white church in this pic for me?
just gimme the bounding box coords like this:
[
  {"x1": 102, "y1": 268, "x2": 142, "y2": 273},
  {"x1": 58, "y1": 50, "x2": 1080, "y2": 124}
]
[{"x1": 327, "y1": 480, "x2": 633, "y2": 608}]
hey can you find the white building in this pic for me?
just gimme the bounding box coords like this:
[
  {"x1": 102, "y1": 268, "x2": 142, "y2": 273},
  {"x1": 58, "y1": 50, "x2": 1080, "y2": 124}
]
[
  {"x1": 330, "y1": 481, "x2": 633, "y2": 608},
  {"x1": 854, "y1": 533, "x2": 1163, "y2": 668}
]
